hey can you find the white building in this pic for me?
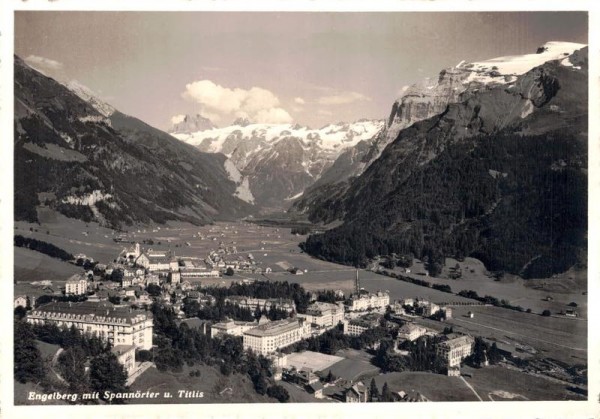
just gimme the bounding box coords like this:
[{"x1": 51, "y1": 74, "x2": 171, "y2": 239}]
[
  {"x1": 243, "y1": 318, "x2": 310, "y2": 355},
  {"x1": 346, "y1": 291, "x2": 390, "y2": 312},
  {"x1": 226, "y1": 296, "x2": 296, "y2": 313},
  {"x1": 14, "y1": 295, "x2": 28, "y2": 309},
  {"x1": 65, "y1": 275, "x2": 88, "y2": 296},
  {"x1": 436, "y1": 335, "x2": 475, "y2": 368},
  {"x1": 423, "y1": 301, "x2": 441, "y2": 317},
  {"x1": 27, "y1": 301, "x2": 153, "y2": 350},
  {"x1": 297, "y1": 302, "x2": 345, "y2": 329},
  {"x1": 342, "y1": 313, "x2": 382, "y2": 336},
  {"x1": 111, "y1": 344, "x2": 136, "y2": 377},
  {"x1": 396, "y1": 323, "x2": 427, "y2": 342},
  {"x1": 136, "y1": 251, "x2": 173, "y2": 272},
  {"x1": 210, "y1": 318, "x2": 259, "y2": 338}
]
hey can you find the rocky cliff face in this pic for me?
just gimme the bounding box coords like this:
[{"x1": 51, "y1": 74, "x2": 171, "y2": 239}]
[
  {"x1": 292, "y1": 42, "x2": 586, "y2": 217},
  {"x1": 14, "y1": 56, "x2": 254, "y2": 227},
  {"x1": 171, "y1": 114, "x2": 215, "y2": 134},
  {"x1": 363, "y1": 41, "x2": 586, "y2": 169},
  {"x1": 300, "y1": 45, "x2": 588, "y2": 278}
]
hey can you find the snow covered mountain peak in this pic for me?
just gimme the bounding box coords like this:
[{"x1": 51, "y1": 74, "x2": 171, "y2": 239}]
[
  {"x1": 65, "y1": 80, "x2": 115, "y2": 118},
  {"x1": 366, "y1": 42, "x2": 588, "y2": 168},
  {"x1": 453, "y1": 41, "x2": 587, "y2": 87},
  {"x1": 170, "y1": 119, "x2": 384, "y2": 160},
  {"x1": 170, "y1": 119, "x2": 384, "y2": 209}
]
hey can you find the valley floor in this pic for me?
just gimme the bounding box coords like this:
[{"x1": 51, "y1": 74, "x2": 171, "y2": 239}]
[{"x1": 12, "y1": 212, "x2": 588, "y2": 403}]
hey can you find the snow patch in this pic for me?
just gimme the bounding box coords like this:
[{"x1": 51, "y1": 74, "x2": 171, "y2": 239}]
[
  {"x1": 62, "y1": 190, "x2": 113, "y2": 206},
  {"x1": 285, "y1": 191, "x2": 304, "y2": 201},
  {"x1": 223, "y1": 158, "x2": 242, "y2": 183},
  {"x1": 66, "y1": 80, "x2": 115, "y2": 118},
  {"x1": 78, "y1": 115, "x2": 111, "y2": 126},
  {"x1": 520, "y1": 100, "x2": 534, "y2": 119},
  {"x1": 234, "y1": 177, "x2": 255, "y2": 204}
]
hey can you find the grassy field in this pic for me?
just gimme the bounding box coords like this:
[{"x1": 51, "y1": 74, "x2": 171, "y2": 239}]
[
  {"x1": 327, "y1": 349, "x2": 380, "y2": 382},
  {"x1": 372, "y1": 371, "x2": 479, "y2": 401},
  {"x1": 14, "y1": 246, "x2": 81, "y2": 284},
  {"x1": 278, "y1": 381, "x2": 331, "y2": 403},
  {"x1": 460, "y1": 365, "x2": 585, "y2": 401},
  {"x1": 442, "y1": 305, "x2": 587, "y2": 365},
  {"x1": 128, "y1": 364, "x2": 274, "y2": 404},
  {"x1": 395, "y1": 257, "x2": 587, "y2": 318}
]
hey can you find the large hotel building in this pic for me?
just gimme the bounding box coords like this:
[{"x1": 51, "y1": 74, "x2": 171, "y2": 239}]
[
  {"x1": 243, "y1": 317, "x2": 311, "y2": 355},
  {"x1": 27, "y1": 301, "x2": 153, "y2": 350}
]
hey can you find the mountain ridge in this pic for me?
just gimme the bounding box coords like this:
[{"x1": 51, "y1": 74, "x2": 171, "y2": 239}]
[
  {"x1": 14, "y1": 55, "x2": 255, "y2": 228},
  {"x1": 299, "y1": 45, "x2": 588, "y2": 278}
]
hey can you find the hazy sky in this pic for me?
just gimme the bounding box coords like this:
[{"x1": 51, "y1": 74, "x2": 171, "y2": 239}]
[{"x1": 15, "y1": 12, "x2": 587, "y2": 130}]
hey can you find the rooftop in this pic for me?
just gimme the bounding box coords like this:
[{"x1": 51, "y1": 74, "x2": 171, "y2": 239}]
[
  {"x1": 440, "y1": 335, "x2": 474, "y2": 350},
  {"x1": 30, "y1": 301, "x2": 152, "y2": 324},
  {"x1": 244, "y1": 318, "x2": 302, "y2": 337}
]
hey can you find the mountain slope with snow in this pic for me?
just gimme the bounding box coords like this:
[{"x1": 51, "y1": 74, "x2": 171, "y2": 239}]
[
  {"x1": 292, "y1": 41, "x2": 587, "y2": 216},
  {"x1": 300, "y1": 44, "x2": 588, "y2": 279},
  {"x1": 171, "y1": 119, "x2": 384, "y2": 210},
  {"x1": 364, "y1": 41, "x2": 587, "y2": 169},
  {"x1": 14, "y1": 55, "x2": 254, "y2": 227}
]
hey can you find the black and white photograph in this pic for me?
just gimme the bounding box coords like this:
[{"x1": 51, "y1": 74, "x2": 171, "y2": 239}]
[{"x1": 2, "y1": 2, "x2": 597, "y2": 418}]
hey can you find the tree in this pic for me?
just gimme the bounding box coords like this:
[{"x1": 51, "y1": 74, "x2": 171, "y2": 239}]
[
  {"x1": 468, "y1": 337, "x2": 489, "y2": 368},
  {"x1": 58, "y1": 346, "x2": 90, "y2": 394},
  {"x1": 14, "y1": 306, "x2": 27, "y2": 320},
  {"x1": 225, "y1": 267, "x2": 235, "y2": 276},
  {"x1": 325, "y1": 369, "x2": 335, "y2": 383},
  {"x1": 89, "y1": 353, "x2": 128, "y2": 403},
  {"x1": 147, "y1": 283, "x2": 162, "y2": 297},
  {"x1": 488, "y1": 343, "x2": 502, "y2": 365},
  {"x1": 369, "y1": 378, "x2": 379, "y2": 402},
  {"x1": 542, "y1": 310, "x2": 551, "y2": 317},
  {"x1": 14, "y1": 320, "x2": 45, "y2": 384},
  {"x1": 136, "y1": 350, "x2": 153, "y2": 362},
  {"x1": 267, "y1": 384, "x2": 290, "y2": 402},
  {"x1": 380, "y1": 382, "x2": 392, "y2": 402}
]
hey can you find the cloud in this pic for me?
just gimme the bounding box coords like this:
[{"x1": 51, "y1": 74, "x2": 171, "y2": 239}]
[
  {"x1": 317, "y1": 109, "x2": 333, "y2": 117},
  {"x1": 294, "y1": 97, "x2": 306, "y2": 105},
  {"x1": 171, "y1": 114, "x2": 186, "y2": 125},
  {"x1": 182, "y1": 79, "x2": 292, "y2": 124},
  {"x1": 24, "y1": 55, "x2": 65, "y2": 80},
  {"x1": 25, "y1": 55, "x2": 63, "y2": 71},
  {"x1": 317, "y1": 91, "x2": 371, "y2": 106}
]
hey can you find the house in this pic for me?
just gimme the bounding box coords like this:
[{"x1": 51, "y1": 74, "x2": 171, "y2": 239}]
[
  {"x1": 14, "y1": 295, "x2": 28, "y2": 309},
  {"x1": 422, "y1": 301, "x2": 440, "y2": 317},
  {"x1": 27, "y1": 301, "x2": 153, "y2": 350},
  {"x1": 396, "y1": 323, "x2": 427, "y2": 342},
  {"x1": 344, "y1": 382, "x2": 368, "y2": 403},
  {"x1": 65, "y1": 275, "x2": 88, "y2": 296},
  {"x1": 306, "y1": 381, "x2": 324, "y2": 399},
  {"x1": 297, "y1": 301, "x2": 345, "y2": 329},
  {"x1": 136, "y1": 250, "x2": 173, "y2": 272},
  {"x1": 342, "y1": 313, "x2": 382, "y2": 336},
  {"x1": 243, "y1": 317, "x2": 311, "y2": 355},
  {"x1": 436, "y1": 335, "x2": 475, "y2": 368},
  {"x1": 170, "y1": 271, "x2": 181, "y2": 285},
  {"x1": 565, "y1": 309, "x2": 578, "y2": 317},
  {"x1": 210, "y1": 318, "x2": 259, "y2": 338},
  {"x1": 346, "y1": 291, "x2": 389, "y2": 312},
  {"x1": 111, "y1": 344, "x2": 136, "y2": 377}
]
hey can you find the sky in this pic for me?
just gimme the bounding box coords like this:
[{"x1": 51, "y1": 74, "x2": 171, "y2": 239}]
[{"x1": 15, "y1": 12, "x2": 588, "y2": 131}]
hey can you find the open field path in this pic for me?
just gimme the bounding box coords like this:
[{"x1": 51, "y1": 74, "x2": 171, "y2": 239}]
[
  {"x1": 453, "y1": 317, "x2": 586, "y2": 352},
  {"x1": 460, "y1": 376, "x2": 483, "y2": 401}
]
